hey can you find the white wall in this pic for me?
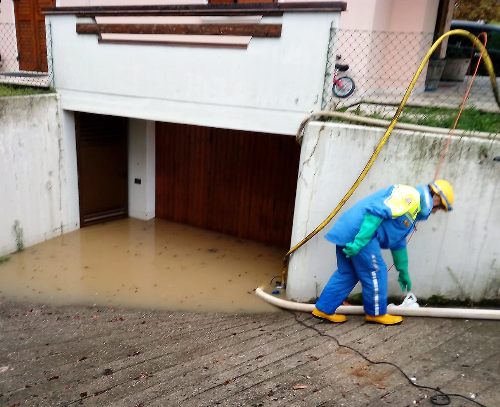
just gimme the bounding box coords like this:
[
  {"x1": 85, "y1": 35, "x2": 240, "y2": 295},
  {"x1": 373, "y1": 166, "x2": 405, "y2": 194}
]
[
  {"x1": 288, "y1": 122, "x2": 500, "y2": 303},
  {"x1": 46, "y1": 11, "x2": 340, "y2": 136},
  {"x1": 128, "y1": 118, "x2": 156, "y2": 220},
  {"x1": 60, "y1": 109, "x2": 80, "y2": 229},
  {"x1": 0, "y1": 95, "x2": 80, "y2": 256}
]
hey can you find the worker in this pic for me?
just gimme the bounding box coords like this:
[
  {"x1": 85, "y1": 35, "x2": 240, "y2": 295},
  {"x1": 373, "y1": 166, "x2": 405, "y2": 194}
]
[{"x1": 312, "y1": 180, "x2": 454, "y2": 325}]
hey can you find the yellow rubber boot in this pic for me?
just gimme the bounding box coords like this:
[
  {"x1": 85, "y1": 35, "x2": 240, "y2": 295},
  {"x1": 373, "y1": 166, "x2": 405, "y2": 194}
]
[
  {"x1": 312, "y1": 308, "x2": 346, "y2": 323},
  {"x1": 365, "y1": 314, "x2": 403, "y2": 325}
]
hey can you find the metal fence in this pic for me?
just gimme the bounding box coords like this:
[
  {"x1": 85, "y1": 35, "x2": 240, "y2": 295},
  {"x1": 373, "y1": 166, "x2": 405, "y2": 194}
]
[
  {"x1": 0, "y1": 23, "x2": 53, "y2": 95},
  {"x1": 322, "y1": 28, "x2": 499, "y2": 115}
]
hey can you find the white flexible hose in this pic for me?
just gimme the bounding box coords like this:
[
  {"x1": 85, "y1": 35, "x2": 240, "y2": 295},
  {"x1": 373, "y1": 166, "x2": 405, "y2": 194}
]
[
  {"x1": 255, "y1": 287, "x2": 500, "y2": 320},
  {"x1": 296, "y1": 111, "x2": 497, "y2": 145}
]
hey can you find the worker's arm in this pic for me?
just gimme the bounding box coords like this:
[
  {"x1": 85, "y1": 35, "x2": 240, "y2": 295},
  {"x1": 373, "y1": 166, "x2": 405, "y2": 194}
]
[
  {"x1": 343, "y1": 213, "x2": 383, "y2": 258},
  {"x1": 392, "y1": 247, "x2": 411, "y2": 291}
]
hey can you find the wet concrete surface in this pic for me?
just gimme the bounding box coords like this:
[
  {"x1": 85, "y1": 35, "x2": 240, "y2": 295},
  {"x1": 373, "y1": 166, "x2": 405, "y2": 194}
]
[{"x1": 1, "y1": 300, "x2": 499, "y2": 407}]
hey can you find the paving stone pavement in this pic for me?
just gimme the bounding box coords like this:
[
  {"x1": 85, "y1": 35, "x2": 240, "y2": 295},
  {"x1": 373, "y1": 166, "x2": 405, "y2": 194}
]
[{"x1": 0, "y1": 300, "x2": 499, "y2": 407}]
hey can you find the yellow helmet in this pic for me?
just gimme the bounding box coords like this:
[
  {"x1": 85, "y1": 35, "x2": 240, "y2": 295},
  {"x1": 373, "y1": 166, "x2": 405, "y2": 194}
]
[{"x1": 429, "y1": 180, "x2": 454, "y2": 211}]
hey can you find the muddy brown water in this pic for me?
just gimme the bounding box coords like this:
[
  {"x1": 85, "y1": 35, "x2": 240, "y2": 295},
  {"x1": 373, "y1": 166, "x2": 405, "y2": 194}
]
[{"x1": 0, "y1": 218, "x2": 286, "y2": 313}]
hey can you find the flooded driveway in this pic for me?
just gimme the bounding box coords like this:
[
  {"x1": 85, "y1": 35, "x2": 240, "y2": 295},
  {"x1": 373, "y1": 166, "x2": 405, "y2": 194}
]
[{"x1": 0, "y1": 218, "x2": 284, "y2": 313}]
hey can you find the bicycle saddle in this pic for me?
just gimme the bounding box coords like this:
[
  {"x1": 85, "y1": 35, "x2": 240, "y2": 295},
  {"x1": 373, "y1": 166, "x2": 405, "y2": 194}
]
[{"x1": 335, "y1": 63, "x2": 349, "y2": 72}]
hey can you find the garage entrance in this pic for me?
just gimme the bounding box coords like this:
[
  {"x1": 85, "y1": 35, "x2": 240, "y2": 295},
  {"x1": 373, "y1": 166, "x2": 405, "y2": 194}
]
[
  {"x1": 75, "y1": 112, "x2": 128, "y2": 227},
  {"x1": 155, "y1": 123, "x2": 300, "y2": 248}
]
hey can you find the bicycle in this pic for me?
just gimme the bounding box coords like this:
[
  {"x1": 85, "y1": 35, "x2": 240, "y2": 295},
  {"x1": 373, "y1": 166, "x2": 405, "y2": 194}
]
[{"x1": 333, "y1": 56, "x2": 355, "y2": 98}]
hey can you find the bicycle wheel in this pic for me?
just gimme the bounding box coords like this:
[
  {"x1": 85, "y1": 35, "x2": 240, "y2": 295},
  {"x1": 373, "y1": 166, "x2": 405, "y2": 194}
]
[{"x1": 333, "y1": 76, "x2": 355, "y2": 98}]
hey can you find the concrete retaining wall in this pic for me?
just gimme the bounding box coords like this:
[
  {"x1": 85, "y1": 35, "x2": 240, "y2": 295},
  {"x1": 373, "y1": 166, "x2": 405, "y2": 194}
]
[
  {"x1": 0, "y1": 95, "x2": 79, "y2": 256},
  {"x1": 288, "y1": 122, "x2": 500, "y2": 303}
]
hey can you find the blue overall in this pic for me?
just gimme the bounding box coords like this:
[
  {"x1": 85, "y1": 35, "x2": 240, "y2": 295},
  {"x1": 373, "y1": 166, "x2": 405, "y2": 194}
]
[{"x1": 315, "y1": 184, "x2": 433, "y2": 316}]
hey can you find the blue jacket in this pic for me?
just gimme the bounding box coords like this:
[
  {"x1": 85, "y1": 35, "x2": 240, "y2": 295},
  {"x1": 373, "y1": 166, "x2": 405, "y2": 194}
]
[{"x1": 324, "y1": 184, "x2": 433, "y2": 251}]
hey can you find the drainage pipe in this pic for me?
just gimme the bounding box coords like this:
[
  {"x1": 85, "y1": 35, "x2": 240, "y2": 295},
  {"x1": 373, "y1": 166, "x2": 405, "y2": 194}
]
[
  {"x1": 255, "y1": 287, "x2": 500, "y2": 320},
  {"x1": 295, "y1": 111, "x2": 498, "y2": 145}
]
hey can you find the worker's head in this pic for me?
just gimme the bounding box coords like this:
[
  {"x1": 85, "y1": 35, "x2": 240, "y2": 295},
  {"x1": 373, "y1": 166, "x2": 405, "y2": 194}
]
[{"x1": 429, "y1": 180, "x2": 454, "y2": 213}]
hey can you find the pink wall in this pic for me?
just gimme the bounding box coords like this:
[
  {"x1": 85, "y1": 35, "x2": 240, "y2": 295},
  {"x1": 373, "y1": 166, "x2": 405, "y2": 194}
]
[
  {"x1": 390, "y1": 0, "x2": 439, "y2": 33},
  {"x1": 0, "y1": 0, "x2": 18, "y2": 72},
  {"x1": 339, "y1": 0, "x2": 439, "y2": 33},
  {"x1": 0, "y1": 0, "x2": 15, "y2": 23},
  {"x1": 335, "y1": 0, "x2": 440, "y2": 94}
]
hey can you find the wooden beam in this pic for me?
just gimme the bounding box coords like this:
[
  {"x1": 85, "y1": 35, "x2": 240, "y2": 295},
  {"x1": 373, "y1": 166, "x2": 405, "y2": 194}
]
[
  {"x1": 98, "y1": 38, "x2": 249, "y2": 50},
  {"x1": 76, "y1": 23, "x2": 282, "y2": 37},
  {"x1": 43, "y1": 2, "x2": 347, "y2": 16}
]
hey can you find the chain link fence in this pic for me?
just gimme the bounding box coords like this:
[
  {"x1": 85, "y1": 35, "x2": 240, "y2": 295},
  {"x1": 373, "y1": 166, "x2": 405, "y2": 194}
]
[
  {"x1": 0, "y1": 23, "x2": 53, "y2": 95},
  {"x1": 322, "y1": 27, "x2": 500, "y2": 120}
]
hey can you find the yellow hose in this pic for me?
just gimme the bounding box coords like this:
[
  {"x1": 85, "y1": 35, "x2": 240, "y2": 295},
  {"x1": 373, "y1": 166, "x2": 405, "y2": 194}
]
[{"x1": 281, "y1": 29, "x2": 499, "y2": 286}]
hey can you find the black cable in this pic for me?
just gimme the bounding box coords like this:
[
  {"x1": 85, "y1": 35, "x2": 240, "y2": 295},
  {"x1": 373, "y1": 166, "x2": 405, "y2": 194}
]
[
  {"x1": 290, "y1": 311, "x2": 488, "y2": 407},
  {"x1": 270, "y1": 276, "x2": 281, "y2": 285}
]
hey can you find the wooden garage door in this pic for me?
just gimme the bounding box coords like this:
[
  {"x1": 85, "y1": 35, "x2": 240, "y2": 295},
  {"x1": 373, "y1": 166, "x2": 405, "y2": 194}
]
[{"x1": 156, "y1": 123, "x2": 300, "y2": 248}]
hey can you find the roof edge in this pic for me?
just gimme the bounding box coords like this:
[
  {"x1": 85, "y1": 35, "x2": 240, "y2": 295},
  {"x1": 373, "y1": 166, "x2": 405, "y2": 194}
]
[{"x1": 43, "y1": 2, "x2": 347, "y2": 16}]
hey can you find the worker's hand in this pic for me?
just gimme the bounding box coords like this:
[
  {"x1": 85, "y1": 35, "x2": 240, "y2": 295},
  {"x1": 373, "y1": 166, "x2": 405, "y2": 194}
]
[
  {"x1": 398, "y1": 269, "x2": 412, "y2": 292},
  {"x1": 392, "y1": 248, "x2": 410, "y2": 291},
  {"x1": 343, "y1": 241, "x2": 362, "y2": 258}
]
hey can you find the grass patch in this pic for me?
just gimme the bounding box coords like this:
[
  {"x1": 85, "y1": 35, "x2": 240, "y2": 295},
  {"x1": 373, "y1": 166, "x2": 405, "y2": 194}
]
[
  {"x1": 339, "y1": 104, "x2": 500, "y2": 134},
  {"x1": 0, "y1": 84, "x2": 55, "y2": 97},
  {"x1": 396, "y1": 106, "x2": 499, "y2": 134}
]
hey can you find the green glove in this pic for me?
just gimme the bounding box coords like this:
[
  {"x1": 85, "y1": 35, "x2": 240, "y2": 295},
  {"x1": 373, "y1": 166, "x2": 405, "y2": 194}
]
[
  {"x1": 343, "y1": 213, "x2": 383, "y2": 258},
  {"x1": 392, "y1": 248, "x2": 411, "y2": 291}
]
